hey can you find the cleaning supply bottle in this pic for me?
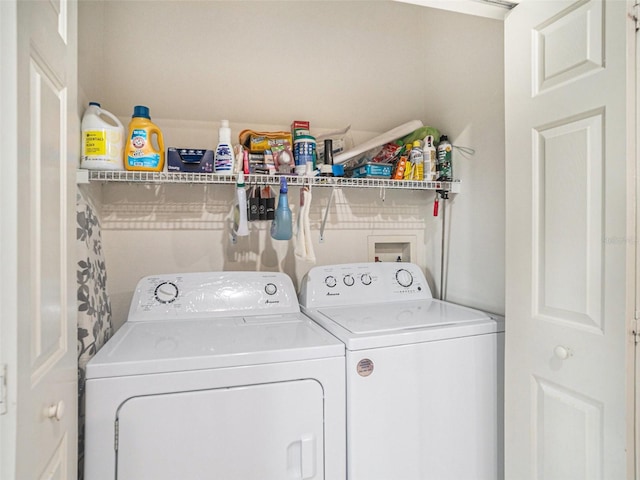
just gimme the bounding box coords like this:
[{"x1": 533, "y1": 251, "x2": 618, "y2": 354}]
[
  {"x1": 233, "y1": 172, "x2": 249, "y2": 236},
  {"x1": 403, "y1": 143, "x2": 414, "y2": 180},
  {"x1": 270, "y1": 176, "x2": 292, "y2": 240},
  {"x1": 422, "y1": 135, "x2": 437, "y2": 181},
  {"x1": 124, "y1": 105, "x2": 165, "y2": 171},
  {"x1": 214, "y1": 120, "x2": 234, "y2": 173},
  {"x1": 80, "y1": 102, "x2": 125, "y2": 170},
  {"x1": 436, "y1": 134, "x2": 453, "y2": 181},
  {"x1": 409, "y1": 140, "x2": 424, "y2": 180}
]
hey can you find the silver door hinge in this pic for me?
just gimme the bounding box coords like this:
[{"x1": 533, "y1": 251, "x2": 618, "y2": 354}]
[
  {"x1": 114, "y1": 419, "x2": 119, "y2": 451},
  {"x1": 633, "y1": 313, "x2": 640, "y2": 345},
  {"x1": 0, "y1": 364, "x2": 6, "y2": 415},
  {"x1": 630, "y1": 3, "x2": 640, "y2": 32}
]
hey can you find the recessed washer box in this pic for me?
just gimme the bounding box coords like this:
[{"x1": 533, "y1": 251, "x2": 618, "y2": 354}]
[{"x1": 368, "y1": 235, "x2": 416, "y2": 263}]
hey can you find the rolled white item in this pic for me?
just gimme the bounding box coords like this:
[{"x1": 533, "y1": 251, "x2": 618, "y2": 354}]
[
  {"x1": 294, "y1": 187, "x2": 315, "y2": 264},
  {"x1": 302, "y1": 188, "x2": 315, "y2": 263},
  {"x1": 234, "y1": 172, "x2": 249, "y2": 236},
  {"x1": 294, "y1": 189, "x2": 306, "y2": 259},
  {"x1": 332, "y1": 120, "x2": 424, "y2": 165}
]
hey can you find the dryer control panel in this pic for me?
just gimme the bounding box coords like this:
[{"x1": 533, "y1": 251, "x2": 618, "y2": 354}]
[
  {"x1": 128, "y1": 271, "x2": 300, "y2": 321},
  {"x1": 299, "y1": 262, "x2": 432, "y2": 308}
]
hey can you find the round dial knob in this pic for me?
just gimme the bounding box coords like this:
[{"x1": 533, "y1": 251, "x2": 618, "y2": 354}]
[
  {"x1": 343, "y1": 274, "x2": 355, "y2": 287},
  {"x1": 395, "y1": 269, "x2": 413, "y2": 288},
  {"x1": 325, "y1": 275, "x2": 337, "y2": 288},
  {"x1": 155, "y1": 282, "x2": 179, "y2": 304},
  {"x1": 265, "y1": 283, "x2": 278, "y2": 295},
  {"x1": 361, "y1": 273, "x2": 372, "y2": 285}
]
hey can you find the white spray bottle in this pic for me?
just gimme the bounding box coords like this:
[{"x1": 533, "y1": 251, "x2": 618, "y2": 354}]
[
  {"x1": 215, "y1": 120, "x2": 234, "y2": 173},
  {"x1": 233, "y1": 172, "x2": 249, "y2": 236}
]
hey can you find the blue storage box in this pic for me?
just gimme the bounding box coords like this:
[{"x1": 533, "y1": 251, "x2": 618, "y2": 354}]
[{"x1": 349, "y1": 162, "x2": 393, "y2": 178}]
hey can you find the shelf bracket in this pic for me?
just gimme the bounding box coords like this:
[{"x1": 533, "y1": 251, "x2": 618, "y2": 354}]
[
  {"x1": 319, "y1": 186, "x2": 337, "y2": 243},
  {"x1": 76, "y1": 169, "x2": 89, "y2": 184}
]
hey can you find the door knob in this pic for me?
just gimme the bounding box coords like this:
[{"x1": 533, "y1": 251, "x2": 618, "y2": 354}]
[
  {"x1": 553, "y1": 345, "x2": 573, "y2": 360},
  {"x1": 46, "y1": 400, "x2": 65, "y2": 421}
]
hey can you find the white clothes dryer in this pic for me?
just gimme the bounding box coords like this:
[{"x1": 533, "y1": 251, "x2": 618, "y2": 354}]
[
  {"x1": 84, "y1": 271, "x2": 346, "y2": 480},
  {"x1": 298, "y1": 262, "x2": 504, "y2": 480}
]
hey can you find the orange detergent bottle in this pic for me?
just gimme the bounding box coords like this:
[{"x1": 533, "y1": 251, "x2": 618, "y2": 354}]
[{"x1": 124, "y1": 105, "x2": 165, "y2": 171}]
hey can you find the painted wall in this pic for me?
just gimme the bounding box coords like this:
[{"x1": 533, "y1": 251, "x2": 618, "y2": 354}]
[{"x1": 78, "y1": 0, "x2": 505, "y2": 329}]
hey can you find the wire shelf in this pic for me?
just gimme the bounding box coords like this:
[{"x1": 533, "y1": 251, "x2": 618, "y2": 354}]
[{"x1": 80, "y1": 170, "x2": 460, "y2": 192}]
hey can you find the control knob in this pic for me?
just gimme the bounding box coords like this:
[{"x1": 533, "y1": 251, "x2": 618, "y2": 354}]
[
  {"x1": 343, "y1": 274, "x2": 355, "y2": 287},
  {"x1": 265, "y1": 283, "x2": 278, "y2": 295},
  {"x1": 325, "y1": 275, "x2": 337, "y2": 288},
  {"x1": 155, "y1": 282, "x2": 179, "y2": 303},
  {"x1": 361, "y1": 273, "x2": 372, "y2": 285},
  {"x1": 395, "y1": 269, "x2": 413, "y2": 288}
]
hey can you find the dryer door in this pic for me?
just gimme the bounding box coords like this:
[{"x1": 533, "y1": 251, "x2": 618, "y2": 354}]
[{"x1": 116, "y1": 379, "x2": 324, "y2": 480}]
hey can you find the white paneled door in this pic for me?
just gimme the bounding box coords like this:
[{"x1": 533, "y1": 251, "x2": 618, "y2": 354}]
[
  {"x1": 0, "y1": 0, "x2": 78, "y2": 478},
  {"x1": 505, "y1": 1, "x2": 636, "y2": 479}
]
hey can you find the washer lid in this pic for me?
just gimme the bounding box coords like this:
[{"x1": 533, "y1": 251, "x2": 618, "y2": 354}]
[
  {"x1": 86, "y1": 312, "x2": 344, "y2": 379},
  {"x1": 308, "y1": 299, "x2": 503, "y2": 350}
]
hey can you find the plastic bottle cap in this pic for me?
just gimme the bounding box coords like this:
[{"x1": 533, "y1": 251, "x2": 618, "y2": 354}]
[
  {"x1": 280, "y1": 176, "x2": 288, "y2": 193},
  {"x1": 413, "y1": 140, "x2": 421, "y2": 147},
  {"x1": 294, "y1": 135, "x2": 316, "y2": 143},
  {"x1": 133, "y1": 105, "x2": 150, "y2": 119},
  {"x1": 237, "y1": 172, "x2": 245, "y2": 187},
  {"x1": 218, "y1": 120, "x2": 232, "y2": 145}
]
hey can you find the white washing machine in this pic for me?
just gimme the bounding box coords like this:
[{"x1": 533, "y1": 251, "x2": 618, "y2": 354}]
[
  {"x1": 84, "y1": 271, "x2": 346, "y2": 480},
  {"x1": 298, "y1": 262, "x2": 504, "y2": 480}
]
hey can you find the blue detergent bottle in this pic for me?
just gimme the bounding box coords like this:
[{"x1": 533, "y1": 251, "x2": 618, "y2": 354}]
[{"x1": 270, "y1": 177, "x2": 292, "y2": 240}]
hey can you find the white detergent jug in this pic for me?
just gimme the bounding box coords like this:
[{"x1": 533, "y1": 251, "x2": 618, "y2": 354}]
[{"x1": 81, "y1": 102, "x2": 125, "y2": 170}]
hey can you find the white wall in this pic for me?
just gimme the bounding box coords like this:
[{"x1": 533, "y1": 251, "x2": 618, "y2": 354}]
[{"x1": 78, "y1": 0, "x2": 505, "y2": 329}]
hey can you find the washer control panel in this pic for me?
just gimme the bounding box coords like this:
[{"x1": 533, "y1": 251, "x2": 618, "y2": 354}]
[
  {"x1": 128, "y1": 271, "x2": 299, "y2": 321},
  {"x1": 299, "y1": 262, "x2": 432, "y2": 308}
]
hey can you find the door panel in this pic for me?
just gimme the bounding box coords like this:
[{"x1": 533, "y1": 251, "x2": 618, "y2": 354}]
[
  {"x1": 533, "y1": 110, "x2": 604, "y2": 332},
  {"x1": 11, "y1": 0, "x2": 78, "y2": 477},
  {"x1": 505, "y1": 1, "x2": 632, "y2": 478},
  {"x1": 533, "y1": 0, "x2": 603, "y2": 94},
  {"x1": 117, "y1": 380, "x2": 325, "y2": 480},
  {"x1": 532, "y1": 376, "x2": 603, "y2": 480},
  {"x1": 29, "y1": 51, "x2": 68, "y2": 384}
]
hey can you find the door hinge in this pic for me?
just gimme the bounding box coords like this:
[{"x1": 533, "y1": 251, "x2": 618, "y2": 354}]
[
  {"x1": 114, "y1": 419, "x2": 119, "y2": 451},
  {"x1": 633, "y1": 314, "x2": 640, "y2": 345},
  {"x1": 0, "y1": 364, "x2": 6, "y2": 415},
  {"x1": 630, "y1": 3, "x2": 640, "y2": 32}
]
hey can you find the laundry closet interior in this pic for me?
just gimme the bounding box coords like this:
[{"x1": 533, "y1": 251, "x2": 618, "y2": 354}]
[
  {"x1": 77, "y1": 2, "x2": 507, "y2": 478},
  {"x1": 77, "y1": 0, "x2": 506, "y2": 329}
]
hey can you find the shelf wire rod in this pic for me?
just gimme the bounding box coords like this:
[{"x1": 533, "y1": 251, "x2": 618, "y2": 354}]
[{"x1": 319, "y1": 186, "x2": 337, "y2": 243}]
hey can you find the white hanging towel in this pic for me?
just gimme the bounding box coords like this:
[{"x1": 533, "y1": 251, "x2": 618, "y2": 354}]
[{"x1": 295, "y1": 186, "x2": 316, "y2": 264}]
